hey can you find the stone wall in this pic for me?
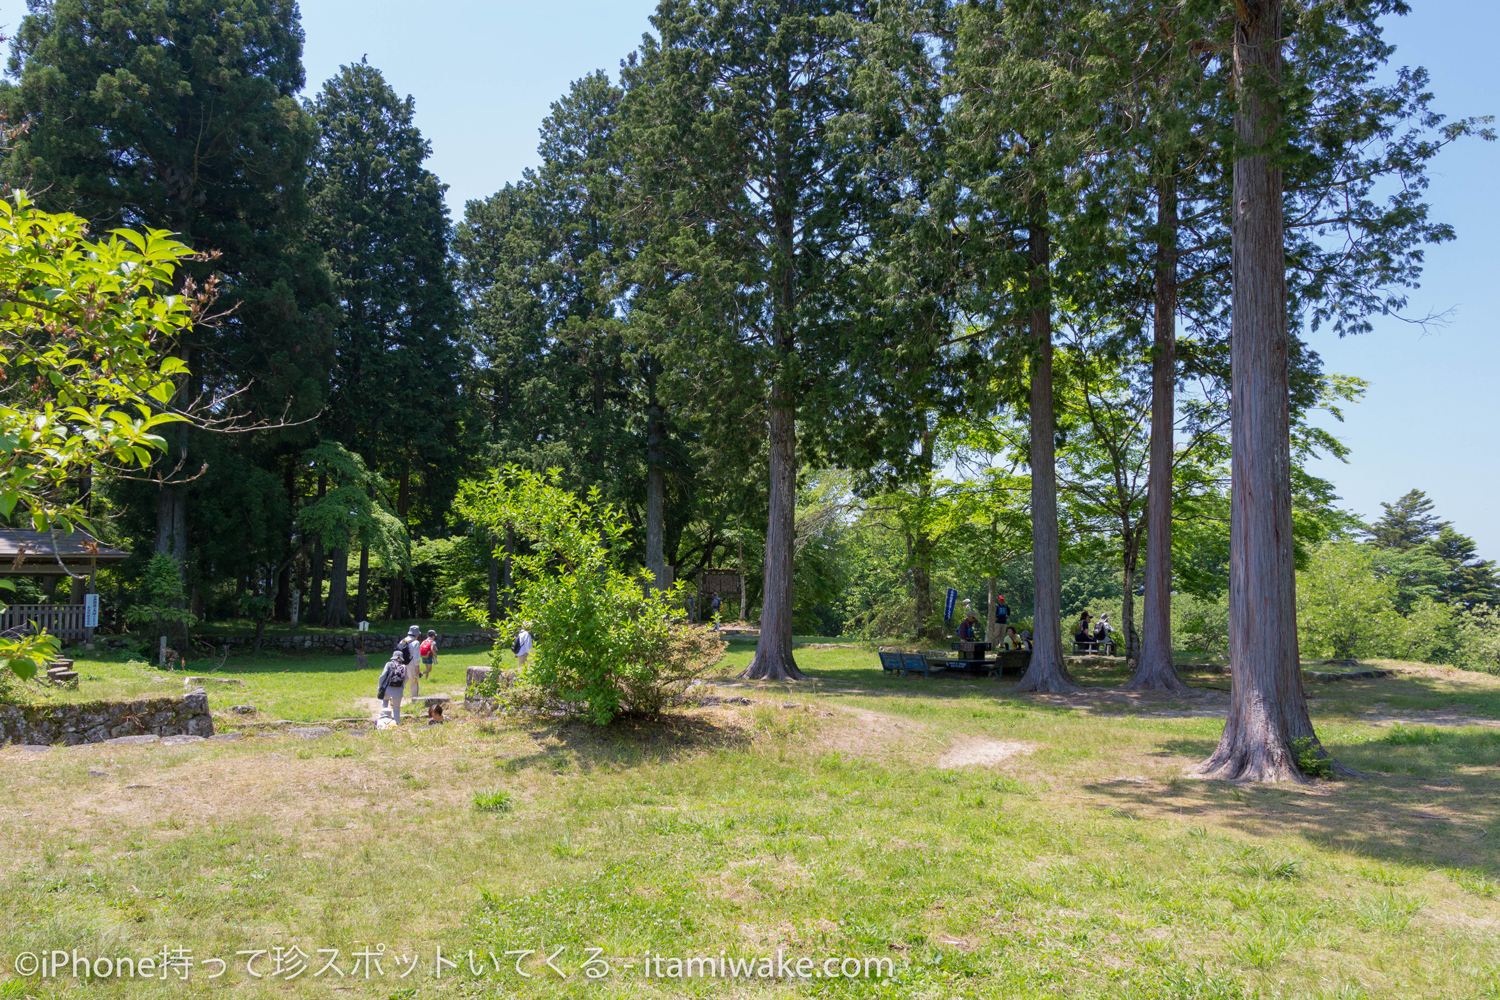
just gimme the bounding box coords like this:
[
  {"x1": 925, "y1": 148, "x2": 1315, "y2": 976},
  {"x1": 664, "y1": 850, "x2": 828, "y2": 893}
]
[
  {"x1": 100, "y1": 631, "x2": 495, "y2": 655},
  {"x1": 0, "y1": 688, "x2": 214, "y2": 746}
]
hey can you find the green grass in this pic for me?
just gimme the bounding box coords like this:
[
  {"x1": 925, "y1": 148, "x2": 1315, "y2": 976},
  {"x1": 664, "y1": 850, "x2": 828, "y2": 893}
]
[
  {"x1": 17, "y1": 642, "x2": 499, "y2": 721},
  {"x1": 2, "y1": 650, "x2": 1500, "y2": 998}
]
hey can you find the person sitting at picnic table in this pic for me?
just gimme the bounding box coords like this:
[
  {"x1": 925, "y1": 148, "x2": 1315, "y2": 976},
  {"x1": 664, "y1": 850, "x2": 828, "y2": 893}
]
[
  {"x1": 1020, "y1": 630, "x2": 1034, "y2": 650},
  {"x1": 1002, "y1": 626, "x2": 1024, "y2": 650},
  {"x1": 1074, "y1": 611, "x2": 1095, "y2": 651},
  {"x1": 1093, "y1": 616, "x2": 1111, "y2": 650},
  {"x1": 957, "y1": 611, "x2": 979, "y2": 642}
]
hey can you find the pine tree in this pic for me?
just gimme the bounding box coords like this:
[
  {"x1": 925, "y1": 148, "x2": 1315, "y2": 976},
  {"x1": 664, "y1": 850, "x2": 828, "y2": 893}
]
[{"x1": 1366, "y1": 489, "x2": 1448, "y2": 550}]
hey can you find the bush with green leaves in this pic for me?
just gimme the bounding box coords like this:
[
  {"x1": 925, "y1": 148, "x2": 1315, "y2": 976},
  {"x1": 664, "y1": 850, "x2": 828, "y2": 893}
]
[
  {"x1": 1452, "y1": 605, "x2": 1500, "y2": 674},
  {"x1": 1, "y1": 195, "x2": 201, "y2": 683},
  {"x1": 1173, "y1": 592, "x2": 1230, "y2": 662},
  {"x1": 1296, "y1": 541, "x2": 1402, "y2": 660},
  {"x1": 455, "y1": 466, "x2": 726, "y2": 725}
]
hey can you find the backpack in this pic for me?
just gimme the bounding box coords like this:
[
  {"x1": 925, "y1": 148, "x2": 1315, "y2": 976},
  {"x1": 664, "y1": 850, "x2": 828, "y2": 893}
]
[
  {"x1": 419, "y1": 638, "x2": 434, "y2": 657},
  {"x1": 511, "y1": 634, "x2": 522, "y2": 655},
  {"x1": 386, "y1": 658, "x2": 406, "y2": 687}
]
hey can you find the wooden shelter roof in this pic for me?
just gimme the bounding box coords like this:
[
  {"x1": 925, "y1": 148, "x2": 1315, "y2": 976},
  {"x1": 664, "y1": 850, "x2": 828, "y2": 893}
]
[{"x1": 0, "y1": 527, "x2": 130, "y2": 573}]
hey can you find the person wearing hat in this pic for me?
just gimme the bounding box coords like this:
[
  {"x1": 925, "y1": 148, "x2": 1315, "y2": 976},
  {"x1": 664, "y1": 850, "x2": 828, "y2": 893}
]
[
  {"x1": 995, "y1": 595, "x2": 1010, "y2": 627},
  {"x1": 398, "y1": 626, "x2": 424, "y2": 698},
  {"x1": 957, "y1": 607, "x2": 979, "y2": 642}
]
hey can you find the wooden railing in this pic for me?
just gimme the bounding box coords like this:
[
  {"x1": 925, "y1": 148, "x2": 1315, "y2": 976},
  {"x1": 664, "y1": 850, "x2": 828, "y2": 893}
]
[{"x1": 0, "y1": 604, "x2": 89, "y2": 639}]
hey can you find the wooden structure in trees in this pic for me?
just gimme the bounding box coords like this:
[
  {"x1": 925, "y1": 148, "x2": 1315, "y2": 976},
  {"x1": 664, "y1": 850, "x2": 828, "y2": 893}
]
[{"x1": 0, "y1": 528, "x2": 129, "y2": 639}]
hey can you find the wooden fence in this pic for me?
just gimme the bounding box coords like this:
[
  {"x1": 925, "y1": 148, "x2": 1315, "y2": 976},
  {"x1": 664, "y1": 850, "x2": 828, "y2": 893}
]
[{"x1": 0, "y1": 604, "x2": 89, "y2": 639}]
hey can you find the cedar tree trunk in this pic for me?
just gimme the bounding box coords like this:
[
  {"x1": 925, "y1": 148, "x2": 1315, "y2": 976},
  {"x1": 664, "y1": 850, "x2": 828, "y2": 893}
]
[
  {"x1": 1015, "y1": 201, "x2": 1080, "y2": 693},
  {"x1": 324, "y1": 547, "x2": 352, "y2": 627},
  {"x1": 388, "y1": 469, "x2": 409, "y2": 619},
  {"x1": 309, "y1": 473, "x2": 327, "y2": 622},
  {"x1": 1195, "y1": 0, "x2": 1338, "y2": 781},
  {"x1": 646, "y1": 394, "x2": 667, "y2": 591},
  {"x1": 1120, "y1": 527, "x2": 1139, "y2": 661},
  {"x1": 355, "y1": 545, "x2": 370, "y2": 621},
  {"x1": 275, "y1": 461, "x2": 294, "y2": 620},
  {"x1": 742, "y1": 389, "x2": 804, "y2": 680},
  {"x1": 1131, "y1": 175, "x2": 1190, "y2": 690}
]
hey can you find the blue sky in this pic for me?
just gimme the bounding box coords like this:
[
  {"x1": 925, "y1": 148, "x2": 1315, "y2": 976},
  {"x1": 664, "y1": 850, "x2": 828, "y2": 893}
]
[{"x1": 300, "y1": 1, "x2": 1496, "y2": 555}]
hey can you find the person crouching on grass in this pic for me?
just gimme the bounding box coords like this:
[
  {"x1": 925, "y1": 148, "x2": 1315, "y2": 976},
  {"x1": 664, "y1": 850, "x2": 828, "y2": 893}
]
[{"x1": 427, "y1": 703, "x2": 444, "y2": 726}]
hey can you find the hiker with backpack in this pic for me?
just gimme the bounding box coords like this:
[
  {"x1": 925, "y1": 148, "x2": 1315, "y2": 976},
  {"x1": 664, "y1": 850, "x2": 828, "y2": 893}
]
[
  {"x1": 377, "y1": 653, "x2": 408, "y2": 724},
  {"x1": 397, "y1": 626, "x2": 424, "y2": 698},
  {"x1": 419, "y1": 630, "x2": 438, "y2": 680}
]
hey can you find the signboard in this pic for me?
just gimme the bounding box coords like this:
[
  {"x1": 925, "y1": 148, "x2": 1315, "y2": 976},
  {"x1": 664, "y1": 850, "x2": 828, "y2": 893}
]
[
  {"x1": 943, "y1": 587, "x2": 958, "y2": 624},
  {"x1": 702, "y1": 569, "x2": 741, "y2": 594},
  {"x1": 83, "y1": 593, "x2": 100, "y2": 628}
]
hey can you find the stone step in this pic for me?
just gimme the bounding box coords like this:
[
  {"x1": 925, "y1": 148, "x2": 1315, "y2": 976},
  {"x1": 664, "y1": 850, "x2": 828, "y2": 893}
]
[{"x1": 46, "y1": 659, "x2": 75, "y2": 671}]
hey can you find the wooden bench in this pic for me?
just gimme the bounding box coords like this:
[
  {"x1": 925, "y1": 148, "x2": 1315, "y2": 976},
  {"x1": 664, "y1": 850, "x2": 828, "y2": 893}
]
[{"x1": 875, "y1": 650, "x2": 949, "y2": 677}]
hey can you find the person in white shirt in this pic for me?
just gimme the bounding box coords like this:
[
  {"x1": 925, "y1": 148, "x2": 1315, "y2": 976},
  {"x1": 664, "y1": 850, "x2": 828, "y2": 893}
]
[{"x1": 516, "y1": 622, "x2": 533, "y2": 666}]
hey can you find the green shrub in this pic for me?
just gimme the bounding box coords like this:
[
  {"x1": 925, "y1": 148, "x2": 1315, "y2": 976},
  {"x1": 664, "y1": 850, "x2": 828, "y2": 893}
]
[
  {"x1": 1381, "y1": 724, "x2": 1444, "y2": 746},
  {"x1": 456, "y1": 466, "x2": 726, "y2": 725},
  {"x1": 1296, "y1": 542, "x2": 1403, "y2": 660},
  {"x1": 1174, "y1": 592, "x2": 1229, "y2": 661},
  {"x1": 1291, "y1": 736, "x2": 1335, "y2": 779},
  {"x1": 473, "y1": 790, "x2": 513, "y2": 813},
  {"x1": 124, "y1": 552, "x2": 197, "y2": 654},
  {"x1": 1452, "y1": 605, "x2": 1500, "y2": 674}
]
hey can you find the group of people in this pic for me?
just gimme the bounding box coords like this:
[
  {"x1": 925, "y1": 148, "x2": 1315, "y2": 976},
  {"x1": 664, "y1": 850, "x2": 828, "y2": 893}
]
[
  {"x1": 375, "y1": 625, "x2": 442, "y2": 726},
  {"x1": 954, "y1": 594, "x2": 1034, "y2": 651},
  {"x1": 374, "y1": 621, "x2": 534, "y2": 727},
  {"x1": 952, "y1": 595, "x2": 1118, "y2": 654},
  {"x1": 1072, "y1": 611, "x2": 1113, "y2": 653}
]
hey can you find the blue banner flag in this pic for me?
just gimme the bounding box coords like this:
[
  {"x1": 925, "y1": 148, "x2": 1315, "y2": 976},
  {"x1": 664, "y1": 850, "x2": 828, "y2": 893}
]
[{"x1": 944, "y1": 588, "x2": 958, "y2": 624}]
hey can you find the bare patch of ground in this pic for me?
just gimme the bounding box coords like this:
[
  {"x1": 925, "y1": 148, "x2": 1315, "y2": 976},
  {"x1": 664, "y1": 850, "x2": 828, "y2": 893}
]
[
  {"x1": 813, "y1": 705, "x2": 943, "y2": 762},
  {"x1": 937, "y1": 737, "x2": 1037, "y2": 769}
]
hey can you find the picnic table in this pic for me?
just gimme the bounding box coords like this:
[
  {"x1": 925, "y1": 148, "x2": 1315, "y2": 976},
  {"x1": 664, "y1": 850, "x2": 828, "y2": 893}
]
[{"x1": 878, "y1": 648, "x2": 1031, "y2": 679}]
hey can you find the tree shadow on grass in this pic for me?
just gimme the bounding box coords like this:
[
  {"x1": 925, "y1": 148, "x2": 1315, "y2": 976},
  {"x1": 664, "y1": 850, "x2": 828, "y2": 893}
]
[
  {"x1": 491, "y1": 713, "x2": 754, "y2": 775},
  {"x1": 1090, "y1": 732, "x2": 1500, "y2": 874}
]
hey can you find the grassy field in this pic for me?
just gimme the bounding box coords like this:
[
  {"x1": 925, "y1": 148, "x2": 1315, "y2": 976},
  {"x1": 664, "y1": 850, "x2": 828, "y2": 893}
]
[{"x1": 2, "y1": 645, "x2": 1499, "y2": 998}]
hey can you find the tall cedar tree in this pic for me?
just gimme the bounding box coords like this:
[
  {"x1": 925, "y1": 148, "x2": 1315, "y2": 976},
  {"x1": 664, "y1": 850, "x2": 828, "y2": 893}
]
[
  {"x1": 307, "y1": 60, "x2": 465, "y2": 622},
  {"x1": 1078, "y1": 0, "x2": 1486, "y2": 690},
  {"x1": 851, "y1": 0, "x2": 997, "y2": 641},
  {"x1": 2, "y1": 0, "x2": 335, "y2": 616},
  {"x1": 1197, "y1": 0, "x2": 1328, "y2": 782},
  {"x1": 946, "y1": 0, "x2": 1118, "y2": 692},
  {"x1": 454, "y1": 75, "x2": 645, "y2": 521},
  {"x1": 620, "y1": 0, "x2": 906, "y2": 680}
]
